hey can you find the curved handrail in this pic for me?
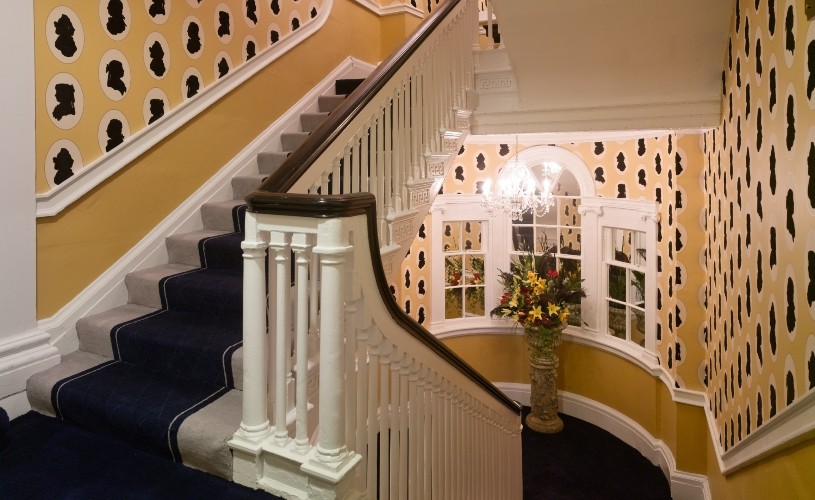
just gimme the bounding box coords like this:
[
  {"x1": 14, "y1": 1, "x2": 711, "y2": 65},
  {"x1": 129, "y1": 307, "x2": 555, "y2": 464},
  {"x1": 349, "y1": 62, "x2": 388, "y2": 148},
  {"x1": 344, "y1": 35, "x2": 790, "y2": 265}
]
[
  {"x1": 254, "y1": 0, "x2": 462, "y2": 194},
  {"x1": 246, "y1": 190, "x2": 521, "y2": 414}
]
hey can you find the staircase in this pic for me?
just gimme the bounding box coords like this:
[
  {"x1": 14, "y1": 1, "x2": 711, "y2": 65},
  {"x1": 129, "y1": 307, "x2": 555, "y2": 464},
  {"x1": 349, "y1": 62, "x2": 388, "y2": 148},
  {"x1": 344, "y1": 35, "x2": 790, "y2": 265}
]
[{"x1": 26, "y1": 78, "x2": 365, "y2": 481}]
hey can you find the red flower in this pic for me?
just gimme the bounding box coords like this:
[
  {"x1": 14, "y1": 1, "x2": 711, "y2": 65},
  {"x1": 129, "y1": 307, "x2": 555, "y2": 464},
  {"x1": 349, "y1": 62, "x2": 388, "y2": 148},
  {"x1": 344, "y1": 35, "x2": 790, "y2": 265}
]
[{"x1": 546, "y1": 269, "x2": 559, "y2": 278}]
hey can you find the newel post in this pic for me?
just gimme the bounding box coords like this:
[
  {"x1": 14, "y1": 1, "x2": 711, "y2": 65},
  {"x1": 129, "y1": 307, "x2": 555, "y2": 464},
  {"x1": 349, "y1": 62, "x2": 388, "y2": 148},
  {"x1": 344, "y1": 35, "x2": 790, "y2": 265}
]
[
  {"x1": 228, "y1": 213, "x2": 271, "y2": 486},
  {"x1": 302, "y1": 217, "x2": 362, "y2": 484}
]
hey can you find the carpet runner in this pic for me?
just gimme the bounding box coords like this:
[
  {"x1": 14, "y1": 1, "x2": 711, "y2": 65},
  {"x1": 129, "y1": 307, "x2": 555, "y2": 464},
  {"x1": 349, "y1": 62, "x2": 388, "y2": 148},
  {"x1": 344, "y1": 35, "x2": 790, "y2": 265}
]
[{"x1": 26, "y1": 78, "x2": 364, "y2": 481}]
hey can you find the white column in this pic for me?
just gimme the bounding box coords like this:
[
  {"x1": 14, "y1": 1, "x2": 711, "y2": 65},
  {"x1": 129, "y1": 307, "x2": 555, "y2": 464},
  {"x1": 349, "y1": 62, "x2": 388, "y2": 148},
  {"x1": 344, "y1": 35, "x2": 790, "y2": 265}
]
[
  {"x1": 236, "y1": 222, "x2": 271, "y2": 441},
  {"x1": 292, "y1": 233, "x2": 312, "y2": 451},
  {"x1": 303, "y1": 218, "x2": 361, "y2": 481}
]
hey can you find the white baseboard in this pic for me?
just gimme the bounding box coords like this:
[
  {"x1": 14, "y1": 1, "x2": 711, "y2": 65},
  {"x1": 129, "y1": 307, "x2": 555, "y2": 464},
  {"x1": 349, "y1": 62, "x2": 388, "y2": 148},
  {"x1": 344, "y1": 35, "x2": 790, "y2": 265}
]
[
  {"x1": 494, "y1": 383, "x2": 711, "y2": 500},
  {"x1": 0, "y1": 328, "x2": 60, "y2": 415},
  {"x1": 38, "y1": 56, "x2": 376, "y2": 356}
]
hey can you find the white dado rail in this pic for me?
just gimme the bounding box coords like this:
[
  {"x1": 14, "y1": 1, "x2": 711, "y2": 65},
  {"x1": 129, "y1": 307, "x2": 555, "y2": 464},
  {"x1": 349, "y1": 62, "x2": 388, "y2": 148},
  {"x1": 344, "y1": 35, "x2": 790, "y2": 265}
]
[{"x1": 229, "y1": 193, "x2": 522, "y2": 499}]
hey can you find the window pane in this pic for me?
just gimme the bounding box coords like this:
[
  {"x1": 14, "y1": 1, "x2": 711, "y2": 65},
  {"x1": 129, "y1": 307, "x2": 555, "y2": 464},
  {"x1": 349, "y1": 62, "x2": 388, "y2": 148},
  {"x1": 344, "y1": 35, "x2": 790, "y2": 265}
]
[
  {"x1": 559, "y1": 227, "x2": 581, "y2": 255},
  {"x1": 465, "y1": 287, "x2": 485, "y2": 317},
  {"x1": 612, "y1": 228, "x2": 633, "y2": 263},
  {"x1": 632, "y1": 270, "x2": 645, "y2": 305},
  {"x1": 559, "y1": 258, "x2": 580, "y2": 278},
  {"x1": 608, "y1": 265, "x2": 626, "y2": 302},
  {"x1": 463, "y1": 221, "x2": 482, "y2": 251},
  {"x1": 445, "y1": 289, "x2": 463, "y2": 319},
  {"x1": 630, "y1": 307, "x2": 645, "y2": 346},
  {"x1": 535, "y1": 205, "x2": 557, "y2": 225},
  {"x1": 536, "y1": 227, "x2": 557, "y2": 253},
  {"x1": 512, "y1": 226, "x2": 533, "y2": 252},
  {"x1": 553, "y1": 169, "x2": 579, "y2": 197},
  {"x1": 443, "y1": 222, "x2": 461, "y2": 251},
  {"x1": 445, "y1": 256, "x2": 462, "y2": 286},
  {"x1": 465, "y1": 255, "x2": 485, "y2": 285},
  {"x1": 608, "y1": 301, "x2": 626, "y2": 339}
]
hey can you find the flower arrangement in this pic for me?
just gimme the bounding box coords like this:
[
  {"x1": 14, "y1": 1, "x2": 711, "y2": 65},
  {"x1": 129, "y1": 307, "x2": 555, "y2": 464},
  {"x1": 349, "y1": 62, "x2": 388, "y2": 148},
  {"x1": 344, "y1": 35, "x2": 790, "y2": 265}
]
[{"x1": 490, "y1": 248, "x2": 586, "y2": 336}]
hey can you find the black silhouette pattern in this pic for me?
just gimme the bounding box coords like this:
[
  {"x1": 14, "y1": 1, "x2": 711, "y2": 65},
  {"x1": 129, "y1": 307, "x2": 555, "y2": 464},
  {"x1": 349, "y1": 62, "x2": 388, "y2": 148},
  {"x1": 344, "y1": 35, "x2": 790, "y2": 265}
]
[
  {"x1": 785, "y1": 4, "x2": 795, "y2": 55},
  {"x1": 217, "y1": 11, "x2": 231, "y2": 38},
  {"x1": 148, "y1": 41, "x2": 167, "y2": 77},
  {"x1": 148, "y1": 0, "x2": 165, "y2": 18},
  {"x1": 594, "y1": 142, "x2": 604, "y2": 155},
  {"x1": 105, "y1": 119, "x2": 125, "y2": 152},
  {"x1": 186, "y1": 74, "x2": 201, "y2": 98},
  {"x1": 246, "y1": 0, "x2": 258, "y2": 24},
  {"x1": 105, "y1": 59, "x2": 128, "y2": 96},
  {"x1": 786, "y1": 93, "x2": 795, "y2": 151},
  {"x1": 270, "y1": 30, "x2": 280, "y2": 43},
  {"x1": 292, "y1": 17, "x2": 300, "y2": 31},
  {"x1": 475, "y1": 153, "x2": 486, "y2": 170},
  {"x1": 105, "y1": 0, "x2": 128, "y2": 36},
  {"x1": 53, "y1": 14, "x2": 78, "y2": 58},
  {"x1": 217, "y1": 57, "x2": 230, "y2": 78},
  {"x1": 271, "y1": 0, "x2": 281, "y2": 15},
  {"x1": 52, "y1": 83, "x2": 76, "y2": 121},
  {"x1": 615, "y1": 152, "x2": 626, "y2": 172},
  {"x1": 147, "y1": 98, "x2": 165, "y2": 124},
  {"x1": 52, "y1": 148, "x2": 75, "y2": 185},
  {"x1": 187, "y1": 22, "x2": 202, "y2": 55},
  {"x1": 498, "y1": 144, "x2": 509, "y2": 156},
  {"x1": 311, "y1": 7, "x2": 318, "y2": 18},
  {"x1": 246, "y1": 40, "x2": 257, "y2": 60}
]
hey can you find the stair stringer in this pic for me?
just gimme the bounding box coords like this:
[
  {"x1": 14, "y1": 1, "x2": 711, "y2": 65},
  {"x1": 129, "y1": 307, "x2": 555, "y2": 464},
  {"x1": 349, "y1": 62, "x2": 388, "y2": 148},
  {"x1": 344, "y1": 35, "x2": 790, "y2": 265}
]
[{"x1": 37, "y1": 57, "x2": 376, "y2": 358}]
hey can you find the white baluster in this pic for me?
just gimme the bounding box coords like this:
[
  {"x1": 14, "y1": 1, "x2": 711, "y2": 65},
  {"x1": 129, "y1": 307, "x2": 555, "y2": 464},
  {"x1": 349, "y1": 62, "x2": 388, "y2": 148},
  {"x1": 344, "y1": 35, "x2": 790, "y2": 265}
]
[
  {"x1": 366, "y1": 330, "x2": 382, "y2": 497},
  {"x1": 269, "y1": 231, "x2": 291, "y2": 447},
  {"x1": 292, "y1": 232, "x2": 312, "y2": 452},
  {"x1": 379, "y1": 340, "x2": 392, "y2": 498},
  {"x1": 407, "y1": 361, "x2": 419, "y2": 500},
  {"x1": 389, "y1": 347, "x2": 402, "y2": 499},
  {"x1": 398, "y1": 355, "x2": 410, "y2": 500}
]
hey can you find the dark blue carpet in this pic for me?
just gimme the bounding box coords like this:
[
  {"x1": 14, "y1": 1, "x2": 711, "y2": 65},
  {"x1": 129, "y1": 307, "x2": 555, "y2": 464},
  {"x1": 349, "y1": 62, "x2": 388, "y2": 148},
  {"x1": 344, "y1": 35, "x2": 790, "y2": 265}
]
[
  {"x1": 49, "y1": 208, "x2": 248, "y2": 464},
  {"x1": 0, "y1": 411, "x2": 277, "y2": 499},
  {"x1": 522, "y1": 408, "x2": 671, "y2": 499}
]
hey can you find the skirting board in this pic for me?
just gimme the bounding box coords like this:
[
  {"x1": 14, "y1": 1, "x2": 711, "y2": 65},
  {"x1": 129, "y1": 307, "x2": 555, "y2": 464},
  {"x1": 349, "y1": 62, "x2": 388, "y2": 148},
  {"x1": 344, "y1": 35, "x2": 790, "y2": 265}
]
[
  {"x1": 495, "y1": 383, "x2": 711, "y2": 500},
  {"x1": 0, "y1": 330, "x2": 59, "y2": 418},
  {"x1": 36, "y1": 56, "x2": 376, "y2": 356}
]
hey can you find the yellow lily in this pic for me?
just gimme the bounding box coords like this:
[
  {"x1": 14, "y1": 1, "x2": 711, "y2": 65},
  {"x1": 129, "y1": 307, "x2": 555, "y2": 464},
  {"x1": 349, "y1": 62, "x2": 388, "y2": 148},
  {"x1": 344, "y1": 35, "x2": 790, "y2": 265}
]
[
  {"x1": 529, "y1": 305, "x2": 543, "y2": 320},
  {"x1": 547, "y1": 303, "x2": 561, "y2": 315}
]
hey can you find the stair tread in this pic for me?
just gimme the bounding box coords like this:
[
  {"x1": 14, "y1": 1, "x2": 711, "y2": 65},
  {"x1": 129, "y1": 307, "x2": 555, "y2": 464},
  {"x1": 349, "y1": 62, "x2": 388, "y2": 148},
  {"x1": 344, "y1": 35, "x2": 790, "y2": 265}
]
[
  {"x1": 167, "y1": 230, "x2": 231, "y2": 267},
  {"x1": 77, "y1": 304, "x2": 159, "y2": 358},
  {"x1": 201, "y1": 199, "x2": 245, "y2": 232},
  {"x1": 125, "y1": 263, "x2": 199, "y2": 310},
  {"x1": 29, "y1": 350, "x2": 241, "y2": 479}
]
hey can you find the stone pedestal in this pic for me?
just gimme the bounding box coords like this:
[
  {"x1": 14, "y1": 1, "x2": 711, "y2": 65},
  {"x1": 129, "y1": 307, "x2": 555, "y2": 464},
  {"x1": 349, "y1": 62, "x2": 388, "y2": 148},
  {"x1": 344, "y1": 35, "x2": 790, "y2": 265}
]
[{"x1": 525, "y1": 326, "x2": 564, "y2": 434}]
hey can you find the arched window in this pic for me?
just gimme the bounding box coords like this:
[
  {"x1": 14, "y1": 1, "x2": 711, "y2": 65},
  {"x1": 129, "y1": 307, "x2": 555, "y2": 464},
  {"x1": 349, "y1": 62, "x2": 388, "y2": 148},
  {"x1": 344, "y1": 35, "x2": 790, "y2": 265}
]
[{"x1": 430, "y1": 145, "x2": 658, "y2": 363}]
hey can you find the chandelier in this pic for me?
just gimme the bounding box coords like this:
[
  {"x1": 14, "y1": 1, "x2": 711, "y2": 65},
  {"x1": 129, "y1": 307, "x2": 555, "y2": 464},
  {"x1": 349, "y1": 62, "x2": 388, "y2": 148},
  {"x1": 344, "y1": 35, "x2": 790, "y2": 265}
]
[{"x1": 481, "y1": 146, "x2": 562, "y2": 221}]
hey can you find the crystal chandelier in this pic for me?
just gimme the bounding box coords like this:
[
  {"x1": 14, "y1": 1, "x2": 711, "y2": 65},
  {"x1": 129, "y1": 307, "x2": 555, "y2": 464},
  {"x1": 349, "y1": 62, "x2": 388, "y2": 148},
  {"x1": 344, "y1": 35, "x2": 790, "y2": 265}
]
[{"x1": 481, "y1": 144, "x2": 562, "y2": 221}]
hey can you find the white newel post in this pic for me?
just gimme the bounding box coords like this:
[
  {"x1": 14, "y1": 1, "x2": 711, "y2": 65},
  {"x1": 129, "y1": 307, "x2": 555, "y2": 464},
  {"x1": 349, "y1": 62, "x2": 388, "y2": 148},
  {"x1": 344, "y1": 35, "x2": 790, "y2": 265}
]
[
  {"x1": 229, "y1": 215, "x2": 271, "y2": 485},
  {"x1": 302, "y1": 218, "x2": 362, "y2": 486}
]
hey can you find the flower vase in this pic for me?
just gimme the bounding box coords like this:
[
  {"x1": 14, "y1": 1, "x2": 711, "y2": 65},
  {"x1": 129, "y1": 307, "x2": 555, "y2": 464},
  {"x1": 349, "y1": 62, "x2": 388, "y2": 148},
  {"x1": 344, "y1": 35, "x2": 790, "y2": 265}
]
[{"x1": 525, "y1": 325, "x2": 564, "y2": 433}]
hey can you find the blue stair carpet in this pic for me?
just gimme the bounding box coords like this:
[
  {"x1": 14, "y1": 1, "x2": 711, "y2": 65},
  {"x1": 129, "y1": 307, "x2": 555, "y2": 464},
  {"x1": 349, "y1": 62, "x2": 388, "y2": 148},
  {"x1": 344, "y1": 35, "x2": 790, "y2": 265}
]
[{"x1": 50, "y1": 207, "x2": 249, "y2": 463}]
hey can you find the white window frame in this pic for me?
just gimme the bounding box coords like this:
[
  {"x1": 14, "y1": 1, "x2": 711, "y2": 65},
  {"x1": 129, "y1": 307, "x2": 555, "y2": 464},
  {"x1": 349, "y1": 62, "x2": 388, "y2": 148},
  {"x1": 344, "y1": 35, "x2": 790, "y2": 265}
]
[{"x1": 428, "y1": 145, "x2": 660, "y2": 367}]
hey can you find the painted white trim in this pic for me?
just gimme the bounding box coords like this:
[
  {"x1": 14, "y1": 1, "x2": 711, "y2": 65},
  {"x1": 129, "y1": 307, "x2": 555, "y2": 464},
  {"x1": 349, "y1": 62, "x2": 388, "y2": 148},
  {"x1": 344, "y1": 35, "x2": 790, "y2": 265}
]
[
  {"x1": 354, "y1": 0, "x2": 424, "y2": 18},
  {"x1": 35, "y1": 0, "x2": 335, "y2": 218},
  {"x1": 708, "y1": 387, "x2": 815, "y2": 475},
  {"x1": 0, "y1": 328, "x2": 60, "y2": 406},
  {"x1": 471, "y1": 99, "x2": 722, "y2": 135},
  {"x1": 37, "y1": 57, "x2": 375, "y2": 354},
  {"x1": 465, "y1": 129, "x2": 710, "y2": 146},
  {"x1": 494, "y1": 384, "x2": 711, "y2": 500},
  {"x1": 0, "y1": 392, "x2": 32, "y2": 421}
]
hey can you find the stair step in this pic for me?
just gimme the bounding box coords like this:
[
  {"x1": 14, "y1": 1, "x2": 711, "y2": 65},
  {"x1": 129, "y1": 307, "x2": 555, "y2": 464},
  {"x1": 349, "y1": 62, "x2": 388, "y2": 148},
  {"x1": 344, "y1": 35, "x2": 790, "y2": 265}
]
[
  {"x1": 257, "y1": 151, "x2": 290, "y2": 175},
  {"x1": 77, "y1": 303, "x2": 158, "y2": 359},
  {"x1": 335, "y1": 78, "x2": 365, "y2": 96},
  {"x1": 318, "y1": 94, "x2": 346, "y2": 113},
  {"x1": 281, "y1": 131, "x2": 310, "y2": 151},
  {"x1": 125, "y1": 263, "x2": 198, "y2": 310},
  {"x1": 300, "y1": 111, "x2": 330, "y2": 133},
  {"x1": 167, "y1": 230, "x2": 230, "y2": 268},
  {"x1": 232, "y1": 174, "x2": 268, "y2": 200},
  {"x1": 28, "y1": 350, "x2": 241, "y2": 479},
  {"x1": 201, "y1": 199, "x2": 245, "y2": 232}
]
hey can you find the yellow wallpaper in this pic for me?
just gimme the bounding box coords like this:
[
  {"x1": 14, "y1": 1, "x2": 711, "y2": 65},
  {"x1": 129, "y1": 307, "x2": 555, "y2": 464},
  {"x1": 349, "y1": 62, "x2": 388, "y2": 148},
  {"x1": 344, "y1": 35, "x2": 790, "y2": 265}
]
[
  {"x1": 36, "y1": 0, "x2": 387, "y2": 317},
  {"x1": 36, "y1": 0, "x2": 323, "y2": 192},
  {"x1": 703, "y1": 0, "x2": 815, "y2": 453}
]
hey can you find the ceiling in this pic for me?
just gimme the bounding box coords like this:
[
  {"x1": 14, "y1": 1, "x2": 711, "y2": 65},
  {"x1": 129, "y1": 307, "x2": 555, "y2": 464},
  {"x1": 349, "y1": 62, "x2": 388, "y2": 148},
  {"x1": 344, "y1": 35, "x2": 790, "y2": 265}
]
[{"x1": 473, "y1": 0, "x2": 735, "y2": 134}]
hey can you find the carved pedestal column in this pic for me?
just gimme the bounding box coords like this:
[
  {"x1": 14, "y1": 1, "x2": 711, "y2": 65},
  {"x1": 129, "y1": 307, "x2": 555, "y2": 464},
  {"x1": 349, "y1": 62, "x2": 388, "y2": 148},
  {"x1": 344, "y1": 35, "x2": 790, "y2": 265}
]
[{"x1": 525, "y1": 326, "x2": 564, "y2": 434}]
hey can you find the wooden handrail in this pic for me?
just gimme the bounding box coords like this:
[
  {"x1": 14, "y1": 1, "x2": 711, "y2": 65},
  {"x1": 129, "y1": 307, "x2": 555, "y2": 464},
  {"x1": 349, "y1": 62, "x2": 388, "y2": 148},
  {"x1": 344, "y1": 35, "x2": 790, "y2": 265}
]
[
  {"x1": 252, "y1": 0, "x2": 463, "y2": 195},
  {"x1": 245, "y1": 191, "x2": 521, "y2": 415}
]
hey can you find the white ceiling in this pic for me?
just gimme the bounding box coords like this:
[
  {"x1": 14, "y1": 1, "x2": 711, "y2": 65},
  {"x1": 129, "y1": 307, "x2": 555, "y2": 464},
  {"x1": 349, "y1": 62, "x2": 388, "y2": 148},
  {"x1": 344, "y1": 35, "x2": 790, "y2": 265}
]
[{"x1": 474, "y1": 0, "x2": 735, "y2": 134}]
